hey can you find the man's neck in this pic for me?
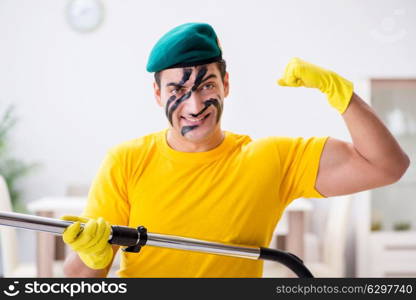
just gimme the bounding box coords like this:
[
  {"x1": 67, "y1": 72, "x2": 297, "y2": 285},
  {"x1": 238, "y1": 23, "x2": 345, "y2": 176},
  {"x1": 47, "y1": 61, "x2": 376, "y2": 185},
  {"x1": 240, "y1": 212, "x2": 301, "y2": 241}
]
[{"x1": 166, "y1": 128, "x2": 224, "y2": 152}]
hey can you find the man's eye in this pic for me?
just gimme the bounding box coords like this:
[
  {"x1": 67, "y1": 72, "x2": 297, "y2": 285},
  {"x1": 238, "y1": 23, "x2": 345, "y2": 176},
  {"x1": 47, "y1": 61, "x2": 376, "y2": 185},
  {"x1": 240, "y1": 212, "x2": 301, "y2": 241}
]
[
  {"x1": 202, "y1": 83, "x2": 214, "y2": 90},
  {"x1": 171, "y1": 88, "x2": 182, "y2": 95}
]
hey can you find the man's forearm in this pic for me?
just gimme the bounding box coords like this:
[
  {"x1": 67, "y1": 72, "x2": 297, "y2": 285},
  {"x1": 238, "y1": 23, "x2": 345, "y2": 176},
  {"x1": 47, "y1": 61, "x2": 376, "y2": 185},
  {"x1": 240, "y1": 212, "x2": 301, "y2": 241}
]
[
  {"x1": 63, "y1": 245, "x2": 119, "y2": 278},
  {"x1": 342, "y1": 93, "x2": 410, "y2": 178},
  {"x1": 63, "y1": 251, "x2": 109, "y2": 278}
]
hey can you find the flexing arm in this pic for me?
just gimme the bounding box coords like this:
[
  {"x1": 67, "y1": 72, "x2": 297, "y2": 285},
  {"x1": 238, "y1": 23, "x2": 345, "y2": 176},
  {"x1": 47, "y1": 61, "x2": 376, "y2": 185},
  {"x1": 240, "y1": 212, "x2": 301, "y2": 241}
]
[
  {"x1": 316, "y1": 93, "x2": 410, "y2": 196},
  {"x1": 278, "y1": 58, "x2": 410, "y2": 197}
]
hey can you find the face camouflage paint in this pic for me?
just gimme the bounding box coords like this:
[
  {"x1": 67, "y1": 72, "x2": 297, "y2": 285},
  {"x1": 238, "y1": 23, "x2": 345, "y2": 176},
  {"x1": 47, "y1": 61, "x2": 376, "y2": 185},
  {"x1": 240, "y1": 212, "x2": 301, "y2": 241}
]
[
  {"x1": 191, "y1": 67, "x2": 208, "y2": 92},
  {"x1": 167, "y1": 90, "x2": 192, "y2": 124},
  {"x1": 166, "y1": 67, "x2": 209, "y2": 123},
  {"x1": 164, "y1": 66, "x2": 223, "y2": 136},
  {"x1": 181, "y1": 125, "x2": 199, "y2": 136},
  {"x1": 191, "y1": 98, "x2": 223, "y2": 122},
  {"x1": 180, "y1": 98, "x2": 223, "y2": 136},
  {"x1": 179, "y1": 68, "x2": 192, "y2": 86},
  {"x1": 165, "y1": 68, "x2": 193, "y2": 119}
]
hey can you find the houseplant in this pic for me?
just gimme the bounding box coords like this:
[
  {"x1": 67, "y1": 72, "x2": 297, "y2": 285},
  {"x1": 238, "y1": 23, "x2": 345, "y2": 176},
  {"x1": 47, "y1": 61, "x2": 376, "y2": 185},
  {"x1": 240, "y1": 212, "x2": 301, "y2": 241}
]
[{"x1": 0, "y1": 105, "x2": 36, "y2": 212}]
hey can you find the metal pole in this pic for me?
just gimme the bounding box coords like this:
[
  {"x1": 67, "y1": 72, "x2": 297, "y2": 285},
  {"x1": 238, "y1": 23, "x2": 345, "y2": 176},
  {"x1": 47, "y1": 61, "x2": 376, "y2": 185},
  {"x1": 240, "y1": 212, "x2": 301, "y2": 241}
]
[
  {"x1": 0, "y1": 211, "x2": 70, "y2": 235},
  {"x1": 0, "y1": 211, "x2": 313, "y2": 277},
  {"x1": 0, "y1": 211, "x2": 259, "y2": 259},
  {"x1": 146, "y1": 232, "x2": 260, "y2": 259}
]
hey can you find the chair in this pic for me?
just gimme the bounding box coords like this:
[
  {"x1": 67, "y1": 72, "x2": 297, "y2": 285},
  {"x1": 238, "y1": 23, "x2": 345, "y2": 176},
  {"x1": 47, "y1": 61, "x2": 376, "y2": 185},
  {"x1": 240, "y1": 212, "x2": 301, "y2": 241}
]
[
  {"x1": 0, "y1": 175, "x2": 64, "y2": 277},
  {"x1": 263, "y1": 195, "x2": 351, "y2": 277}
]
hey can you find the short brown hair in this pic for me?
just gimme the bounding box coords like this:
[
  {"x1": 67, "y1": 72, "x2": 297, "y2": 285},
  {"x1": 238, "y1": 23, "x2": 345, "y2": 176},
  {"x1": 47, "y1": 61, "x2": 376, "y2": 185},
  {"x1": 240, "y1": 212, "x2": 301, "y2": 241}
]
[{"x1": 154, "y1": 59, "x2": 227, "y2": 88}]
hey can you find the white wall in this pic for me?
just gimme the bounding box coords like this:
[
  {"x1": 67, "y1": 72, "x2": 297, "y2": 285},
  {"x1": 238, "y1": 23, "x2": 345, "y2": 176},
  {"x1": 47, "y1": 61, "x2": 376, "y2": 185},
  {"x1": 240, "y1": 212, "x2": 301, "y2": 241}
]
[{"x1": 0, "y1": 0, "x2": 415, "y2": 275}]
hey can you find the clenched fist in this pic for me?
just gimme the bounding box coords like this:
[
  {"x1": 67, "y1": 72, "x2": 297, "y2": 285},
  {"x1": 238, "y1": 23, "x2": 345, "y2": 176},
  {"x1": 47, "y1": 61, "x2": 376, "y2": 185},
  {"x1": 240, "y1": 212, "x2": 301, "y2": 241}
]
[
  {"x1": 61, "y1": 215, "x2": 113, "y2": 270},
  {"x1": 278, "y1": 58, "x2": 354, "y2": 114}
]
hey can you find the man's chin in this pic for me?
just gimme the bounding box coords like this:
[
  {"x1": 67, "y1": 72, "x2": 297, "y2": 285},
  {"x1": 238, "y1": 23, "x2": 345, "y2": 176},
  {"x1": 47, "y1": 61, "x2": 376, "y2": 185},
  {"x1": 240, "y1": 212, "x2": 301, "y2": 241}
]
[
  {"x1": 181, "y1": 129, "x2": 209, "y2": 142},
  {"x1": 174, "y1": 126, "x2": 213, "y2": 142}
]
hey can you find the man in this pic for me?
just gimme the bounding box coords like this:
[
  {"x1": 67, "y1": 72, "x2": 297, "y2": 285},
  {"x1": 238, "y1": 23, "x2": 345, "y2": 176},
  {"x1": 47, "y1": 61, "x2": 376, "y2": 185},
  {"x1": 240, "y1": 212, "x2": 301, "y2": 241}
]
[{"x1": 62, "y1": 23, "x2": 409, "y2": 277}]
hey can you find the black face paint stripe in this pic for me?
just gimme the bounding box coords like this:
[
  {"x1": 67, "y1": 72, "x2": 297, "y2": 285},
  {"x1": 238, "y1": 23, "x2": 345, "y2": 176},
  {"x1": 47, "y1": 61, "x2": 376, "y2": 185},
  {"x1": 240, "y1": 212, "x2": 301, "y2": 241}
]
[
  {"x1": 190, "y1": 101, "x2": 212, "y2": 118},
  {"x1": 168, "y1": 90, "x2": 192, "y2": 124},
  {"x1": 166, "y1": 68, "x2": 193, "y2": 88},
  {"x1": 165, "y1": 68, "x2": 193, "y2": 122},
  {"x1": 191, "y1": 67, "x2": 208, "y2": 91},
  {"x1": 205, "y1": 97, "x2": 223, "y2": 122},
  {"x1": 165, "y1": 95, "x2": 177, "y2": 117},
  {"x1": 188, "y1": 74, "x2": 217, "y2": 92},
  {"x1": 179, "y1": 68, "x2": 192, "y2": 86},
  {"x1": 190, "y1": 97, "x2": 222, "y2": 120},
  {"x1": 181, "y1": 125, "x2": 199, "y2": 136},
  {"x1": 180, "y1": 97, "x2": 223, "y2": 136}
]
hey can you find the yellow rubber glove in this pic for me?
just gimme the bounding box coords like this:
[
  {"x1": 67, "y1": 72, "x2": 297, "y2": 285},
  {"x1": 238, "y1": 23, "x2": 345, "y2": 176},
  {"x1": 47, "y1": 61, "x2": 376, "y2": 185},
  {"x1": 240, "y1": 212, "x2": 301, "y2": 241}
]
[
  {"x1": 61, "y1": 215, "x2": 113, "y2": 270},
  {"x1": 277, "y1": 57, "x2": 354, "y2": 114}
]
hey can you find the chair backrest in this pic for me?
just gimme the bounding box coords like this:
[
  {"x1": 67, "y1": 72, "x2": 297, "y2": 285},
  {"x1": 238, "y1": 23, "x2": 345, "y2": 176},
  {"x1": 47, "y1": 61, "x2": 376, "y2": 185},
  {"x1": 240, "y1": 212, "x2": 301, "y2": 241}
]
[
  {"x1": 321, "y1": 195, "x2": 352, "y2": 277},
  {"x1": 0, "y1": 175, "x2": 19, "y2": 276}
]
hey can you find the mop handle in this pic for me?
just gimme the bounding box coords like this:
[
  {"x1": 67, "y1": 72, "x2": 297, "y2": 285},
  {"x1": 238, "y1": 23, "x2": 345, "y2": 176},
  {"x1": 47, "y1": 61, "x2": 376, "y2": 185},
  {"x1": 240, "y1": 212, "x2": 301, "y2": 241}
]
[{"x1": 0, "y1": 211, "x2": 313, "y2": 278}]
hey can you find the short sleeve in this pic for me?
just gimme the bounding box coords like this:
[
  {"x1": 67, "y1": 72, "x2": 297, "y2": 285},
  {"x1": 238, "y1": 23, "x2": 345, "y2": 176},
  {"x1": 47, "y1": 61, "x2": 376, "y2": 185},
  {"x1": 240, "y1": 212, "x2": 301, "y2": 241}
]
[
  {"x1": 82, "y1": 151, "x2": 130, "y2": 226},
  {"x1": 277, "y1": 136, "x2": 329, "y2": 205}
]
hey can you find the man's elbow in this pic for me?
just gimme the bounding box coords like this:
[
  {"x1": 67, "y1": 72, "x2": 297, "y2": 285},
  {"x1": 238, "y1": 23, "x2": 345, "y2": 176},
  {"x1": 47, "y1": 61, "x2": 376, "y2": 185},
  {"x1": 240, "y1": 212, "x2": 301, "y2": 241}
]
[{"x1": 384, "y1": 152, "x2": 411, "y2": 184}]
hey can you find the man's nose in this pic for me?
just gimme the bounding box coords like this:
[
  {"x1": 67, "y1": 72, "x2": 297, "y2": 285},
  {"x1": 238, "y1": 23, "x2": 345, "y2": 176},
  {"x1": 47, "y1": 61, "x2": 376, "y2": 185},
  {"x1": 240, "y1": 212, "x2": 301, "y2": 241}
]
[{"x1": 183, "y1": 92, "x2": 205, "y2": 116}]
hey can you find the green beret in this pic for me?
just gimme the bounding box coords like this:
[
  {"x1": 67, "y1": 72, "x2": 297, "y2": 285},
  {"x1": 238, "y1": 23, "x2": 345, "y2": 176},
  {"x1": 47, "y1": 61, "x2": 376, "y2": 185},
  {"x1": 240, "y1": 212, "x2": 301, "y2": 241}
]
[{"x1": 146, "y1": 22, "x2": 222, "y2": 73}]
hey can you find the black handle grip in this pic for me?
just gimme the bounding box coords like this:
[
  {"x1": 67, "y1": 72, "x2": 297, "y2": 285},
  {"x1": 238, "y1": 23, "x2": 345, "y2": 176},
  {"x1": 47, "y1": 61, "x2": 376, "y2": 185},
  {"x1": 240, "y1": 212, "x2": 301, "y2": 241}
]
[{"x1": 109, "y1": 225, "x2": 139, "y2": 246}]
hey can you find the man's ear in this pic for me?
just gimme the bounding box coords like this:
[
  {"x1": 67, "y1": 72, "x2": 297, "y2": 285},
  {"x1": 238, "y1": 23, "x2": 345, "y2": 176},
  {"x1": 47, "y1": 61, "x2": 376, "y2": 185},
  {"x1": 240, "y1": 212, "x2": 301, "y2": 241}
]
[
  {"x1": 153, "y1": 82, "x2": 163, "y2": 107},
  {"x1": 223, "y1": 72, "x2": 230, "y2": 98}
]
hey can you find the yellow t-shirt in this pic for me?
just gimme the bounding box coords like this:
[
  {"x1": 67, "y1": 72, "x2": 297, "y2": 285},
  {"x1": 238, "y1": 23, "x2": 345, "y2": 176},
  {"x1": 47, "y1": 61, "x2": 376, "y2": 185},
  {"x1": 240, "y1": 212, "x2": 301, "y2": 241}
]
[{"x1": 82, "y1": 129, "x2": 328, "y2": 277}]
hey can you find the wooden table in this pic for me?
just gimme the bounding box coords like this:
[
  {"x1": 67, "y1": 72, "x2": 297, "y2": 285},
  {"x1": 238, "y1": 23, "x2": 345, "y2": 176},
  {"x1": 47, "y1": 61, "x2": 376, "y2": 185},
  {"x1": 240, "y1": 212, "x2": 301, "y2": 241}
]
[{"x1": 28, "y1": 197, "x2": 312, "y2": 277}]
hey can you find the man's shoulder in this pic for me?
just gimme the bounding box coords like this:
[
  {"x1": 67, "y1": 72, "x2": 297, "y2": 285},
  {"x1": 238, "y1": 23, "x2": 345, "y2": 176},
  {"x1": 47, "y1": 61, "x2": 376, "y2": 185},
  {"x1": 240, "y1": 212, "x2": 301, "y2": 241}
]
[
  {"x1": 225, "y1": 130, "x2": 252, "y2": 144},
  {"x1": 228, "y1": 131, "x2": 291, "y2": 148},
  {"x1": 226, "y1": 131, "x2": 303, "y2": 145},
  {"x1": 248, "y1": 135, "x2": 327, "y2": 150},
  {"x1": 235, "y1": 134, "x2": 326, "y2": 157},
  {"x1": 224, "y1": 131, "x2": 305, "y2": 152},
  {"x1": 107, "y1": 130, "x2": 165, "y2": 159}
]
